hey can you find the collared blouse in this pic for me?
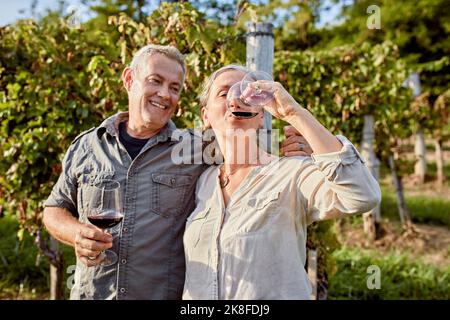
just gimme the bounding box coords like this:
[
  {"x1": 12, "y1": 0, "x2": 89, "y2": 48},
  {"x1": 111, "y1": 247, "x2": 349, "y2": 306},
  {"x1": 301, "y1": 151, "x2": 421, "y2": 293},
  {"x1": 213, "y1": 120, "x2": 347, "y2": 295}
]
[{"x1": 182, "y1": 135, "x2": 381, "y2": 300}]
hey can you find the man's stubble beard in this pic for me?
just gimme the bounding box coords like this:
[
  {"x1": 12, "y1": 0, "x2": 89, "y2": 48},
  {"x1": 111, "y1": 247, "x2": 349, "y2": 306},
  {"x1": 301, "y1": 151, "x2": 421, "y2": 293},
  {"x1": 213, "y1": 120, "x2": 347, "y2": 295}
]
[{"x1": 140, "y1": 103, "x2": 174, "y2": 129}]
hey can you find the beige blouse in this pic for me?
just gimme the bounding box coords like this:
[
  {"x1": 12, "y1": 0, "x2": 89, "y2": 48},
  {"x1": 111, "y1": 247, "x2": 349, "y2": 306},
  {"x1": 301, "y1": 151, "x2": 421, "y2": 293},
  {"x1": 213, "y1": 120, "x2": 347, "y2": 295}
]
[{"x1": 182, "y1": 135, "x2": 381, "y2": 300}]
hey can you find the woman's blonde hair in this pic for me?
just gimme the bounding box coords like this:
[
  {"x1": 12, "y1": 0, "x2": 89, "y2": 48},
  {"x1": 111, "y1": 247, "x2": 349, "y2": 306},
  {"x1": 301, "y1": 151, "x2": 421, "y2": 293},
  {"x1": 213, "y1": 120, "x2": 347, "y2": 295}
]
[{"x1": 198, "y1": 64, "x2": 252, "y2": 109}]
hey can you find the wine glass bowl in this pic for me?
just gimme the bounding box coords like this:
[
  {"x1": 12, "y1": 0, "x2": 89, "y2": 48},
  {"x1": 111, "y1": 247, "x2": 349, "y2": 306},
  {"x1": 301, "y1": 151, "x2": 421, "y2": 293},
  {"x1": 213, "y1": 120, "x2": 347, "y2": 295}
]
[
  {"x1": 87, "y1": 212, "x2": 123, "y2": 229},
  {"x1": 226, "y1": 81, "x2": 260, "y2": 119},
  {"x1": 225, "y1": 70, "x2": 274, "y2": 119},
  {"x1": 239, "y1": 70, "x2": 274, "y2": 107},
  {"x1": 86, "y1": 179, "x2": 124, "y2": 266}
]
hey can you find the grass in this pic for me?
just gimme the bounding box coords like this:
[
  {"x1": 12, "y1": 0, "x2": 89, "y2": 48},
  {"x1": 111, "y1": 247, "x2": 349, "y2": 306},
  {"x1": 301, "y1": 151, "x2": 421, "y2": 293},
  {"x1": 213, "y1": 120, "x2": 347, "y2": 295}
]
[
  {"x1": 426, "y1": 144, "x2": 450, "y2": 152},
  {"x1": 329, "y1": 161, "x2": 450, "y2": 300},
  {"x1": 0, "y1": 214, "x2": 75, "y2": 299},
  {"x1": 380, "y1": 185, "x2": 450, "y2": 227},
  {"x1": 426, "y1": 161, "x2": 450, "y2": 181},
  {"x1": 0, "y1": 215, "x2": 49, "y2": 296},
  {"x1": 379, "y1": 160, "x2": 450, "y2": 185},
  {"x1": 377, "y1": 157, "x2": 450, "y2": 227},
  {"x1": 328, "y1": 247, "x2": 450, "y2": 300}
]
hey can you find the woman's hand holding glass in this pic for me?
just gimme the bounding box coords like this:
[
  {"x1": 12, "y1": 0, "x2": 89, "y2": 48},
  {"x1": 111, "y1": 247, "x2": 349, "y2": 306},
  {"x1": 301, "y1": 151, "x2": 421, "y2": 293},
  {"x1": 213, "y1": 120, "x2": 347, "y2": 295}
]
[
  {"x1": 240, "y1": 80, "x2": 303, "y2": 122},
  {"x1": 224, "y1": 69, "x2": 302, "y2": 122},
  {"x1": 226, "y1": 70, "x2": 278, "y2": 119}
]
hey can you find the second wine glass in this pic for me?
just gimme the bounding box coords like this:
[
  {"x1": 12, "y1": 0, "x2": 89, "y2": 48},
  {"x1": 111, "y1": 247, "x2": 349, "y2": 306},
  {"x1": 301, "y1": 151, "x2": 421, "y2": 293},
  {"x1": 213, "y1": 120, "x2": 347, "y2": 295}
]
[{"x1": 86, "y1": 179, "x2": 124, "y2": 266}]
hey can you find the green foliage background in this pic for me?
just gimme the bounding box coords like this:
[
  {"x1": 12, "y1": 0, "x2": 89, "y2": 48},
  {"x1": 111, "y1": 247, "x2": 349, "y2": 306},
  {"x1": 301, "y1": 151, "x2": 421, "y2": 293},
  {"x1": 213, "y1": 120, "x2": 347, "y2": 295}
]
[{"x1": 0, "y1": 1, "x2": 448, "y2": 298}]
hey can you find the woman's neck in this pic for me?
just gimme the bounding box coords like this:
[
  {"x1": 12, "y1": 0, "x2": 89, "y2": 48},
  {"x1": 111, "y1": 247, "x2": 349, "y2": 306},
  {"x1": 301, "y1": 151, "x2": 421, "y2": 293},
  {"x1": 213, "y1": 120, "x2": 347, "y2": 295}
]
[{"x1": 215, "y1": 130, "x2": 273, "y2": 171}]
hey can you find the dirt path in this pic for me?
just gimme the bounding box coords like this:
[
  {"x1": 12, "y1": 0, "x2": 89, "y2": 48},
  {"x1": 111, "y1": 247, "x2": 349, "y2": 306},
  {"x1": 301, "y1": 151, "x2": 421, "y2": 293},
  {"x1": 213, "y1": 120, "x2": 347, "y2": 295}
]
[{"x1": 337, "y1": 219, "x2": 450, "y2": 269}]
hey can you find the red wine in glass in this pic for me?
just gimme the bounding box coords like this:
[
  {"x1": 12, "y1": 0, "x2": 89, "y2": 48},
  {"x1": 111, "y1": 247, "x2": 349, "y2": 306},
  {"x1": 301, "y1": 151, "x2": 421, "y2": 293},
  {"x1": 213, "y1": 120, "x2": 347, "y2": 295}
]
[
  {"x1": 87, "y1": 179, "x2": 124, "y2": 266},
  {"x1": 88, "y1": 211, "x2": 123, "y2": 229}
]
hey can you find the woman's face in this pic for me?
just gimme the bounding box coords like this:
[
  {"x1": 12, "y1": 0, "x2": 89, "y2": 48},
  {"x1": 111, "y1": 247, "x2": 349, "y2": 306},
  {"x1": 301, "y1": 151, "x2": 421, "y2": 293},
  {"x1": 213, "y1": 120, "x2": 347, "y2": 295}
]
[{"x1": 202, "y1": 69, "x2": 264, "y2": 133}]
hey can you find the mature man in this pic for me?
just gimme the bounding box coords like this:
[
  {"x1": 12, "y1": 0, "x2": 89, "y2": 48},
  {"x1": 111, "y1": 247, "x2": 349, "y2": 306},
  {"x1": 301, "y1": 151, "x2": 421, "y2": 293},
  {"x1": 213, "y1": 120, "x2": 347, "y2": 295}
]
[{"x1": 43, "y1": 44, "x2": 310, "y2": 300}]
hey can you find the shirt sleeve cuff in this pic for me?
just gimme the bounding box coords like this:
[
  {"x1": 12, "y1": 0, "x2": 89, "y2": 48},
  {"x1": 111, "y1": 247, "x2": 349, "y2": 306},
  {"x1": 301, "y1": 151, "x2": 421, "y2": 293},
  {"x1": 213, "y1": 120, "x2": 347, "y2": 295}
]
[
  {"x1": 43, "y1": 198, "x2": 78, "y2": 217},
  {"x1": 310, "y1": 135, "x2": 365, "y2": 178}
]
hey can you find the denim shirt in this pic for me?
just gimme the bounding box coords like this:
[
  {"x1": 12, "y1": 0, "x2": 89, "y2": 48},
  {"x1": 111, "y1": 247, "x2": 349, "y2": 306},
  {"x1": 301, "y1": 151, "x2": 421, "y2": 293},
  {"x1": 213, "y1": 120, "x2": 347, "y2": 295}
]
[{"x1": 44, "y1": 112, "x2": 207, "y2": 299}]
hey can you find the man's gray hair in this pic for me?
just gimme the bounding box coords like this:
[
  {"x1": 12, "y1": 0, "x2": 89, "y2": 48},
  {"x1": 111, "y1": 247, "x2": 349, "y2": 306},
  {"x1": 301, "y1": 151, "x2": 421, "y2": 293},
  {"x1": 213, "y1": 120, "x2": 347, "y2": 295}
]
[
  {"x1": 130, "y1": 44, "x2": 186, "y2": 81},
  {"x1": 199, "y1": 64, "x2": 252, "y2": 108}
]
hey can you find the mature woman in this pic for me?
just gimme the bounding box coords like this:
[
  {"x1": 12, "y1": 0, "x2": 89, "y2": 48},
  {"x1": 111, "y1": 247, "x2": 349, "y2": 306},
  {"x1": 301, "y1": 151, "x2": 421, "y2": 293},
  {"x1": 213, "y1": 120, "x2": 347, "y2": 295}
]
[{"x1": 182, "y1": 65, "x2": 381, "y2": 300}]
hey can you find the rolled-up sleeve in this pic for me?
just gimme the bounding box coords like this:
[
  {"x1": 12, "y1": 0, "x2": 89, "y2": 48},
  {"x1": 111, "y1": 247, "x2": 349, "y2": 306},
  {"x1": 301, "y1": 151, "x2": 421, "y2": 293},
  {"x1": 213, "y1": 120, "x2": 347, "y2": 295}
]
[
  {"x1": 297, "y1": 135, "x2": 381, "y2": 224},
  {"x1": 44, "y1": 143, "x2": 79, "y2": 217}
]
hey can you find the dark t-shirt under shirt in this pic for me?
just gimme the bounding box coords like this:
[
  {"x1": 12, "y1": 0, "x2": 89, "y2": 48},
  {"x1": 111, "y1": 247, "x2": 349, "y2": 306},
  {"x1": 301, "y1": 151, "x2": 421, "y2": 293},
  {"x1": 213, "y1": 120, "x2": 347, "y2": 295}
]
[{"x1": 119, "y1": 122, "x2": 149, "y2": 160}]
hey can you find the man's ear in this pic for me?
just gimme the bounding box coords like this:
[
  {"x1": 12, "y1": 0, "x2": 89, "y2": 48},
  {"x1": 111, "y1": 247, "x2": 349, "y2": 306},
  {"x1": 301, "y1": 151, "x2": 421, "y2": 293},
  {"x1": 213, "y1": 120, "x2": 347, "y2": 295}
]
[
  {"x1": 201, "y1": 107, "x2": 210, "y2": 129},
  {"x1": 122, "y1": 67, "x2": 134, "y2": 92}
]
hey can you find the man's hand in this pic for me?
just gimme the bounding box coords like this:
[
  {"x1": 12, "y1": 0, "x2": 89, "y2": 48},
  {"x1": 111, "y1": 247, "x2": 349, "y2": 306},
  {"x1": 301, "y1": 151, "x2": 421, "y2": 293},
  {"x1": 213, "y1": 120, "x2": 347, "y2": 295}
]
[
  {"x1": 75, "y1": 224, "x2": 113, "y2": 267},
  {"x1": 281, "y1": 125, "x2": 313, "y2": 157}
]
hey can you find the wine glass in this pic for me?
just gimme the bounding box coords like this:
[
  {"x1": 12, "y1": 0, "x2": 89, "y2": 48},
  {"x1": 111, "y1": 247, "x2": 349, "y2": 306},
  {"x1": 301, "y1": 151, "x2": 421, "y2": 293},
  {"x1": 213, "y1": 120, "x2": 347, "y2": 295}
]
[
  {"x1": 226, "y1": 70, "x2": 274, "y2": 119},
  {"x1": 240, "y1": 70, "x2": 274, "y2": 106},
  {"x1": 86, "y1": 179, "x2": 124, "y2": 266},
  {"x1": 226, "y1": 81, "x2": 260, "y2": 119}
]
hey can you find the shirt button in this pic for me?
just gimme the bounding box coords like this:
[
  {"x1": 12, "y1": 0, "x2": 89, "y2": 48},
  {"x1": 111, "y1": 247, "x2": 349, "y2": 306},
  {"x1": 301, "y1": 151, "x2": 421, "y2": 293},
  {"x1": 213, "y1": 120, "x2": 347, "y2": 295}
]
[
  {"x1": 123, "y1": 227, "x2": 128, "y2": 232},
  {"x1": 120, "y1": 288, "x2": 126, "y2": 293},
  {"x1": 121, "y1": 259, "x2": 127, "y2": 264},
  {"x1": 171, "y1": 178, "x2": 176, "y2": 185}
]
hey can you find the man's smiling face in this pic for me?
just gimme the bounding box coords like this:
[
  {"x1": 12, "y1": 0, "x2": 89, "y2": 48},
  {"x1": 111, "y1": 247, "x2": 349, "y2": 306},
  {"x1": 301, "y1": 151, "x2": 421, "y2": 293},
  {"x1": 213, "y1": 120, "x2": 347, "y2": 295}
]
[{"x1": 127, "y1": 54, "x2": 184, "y2": 132}]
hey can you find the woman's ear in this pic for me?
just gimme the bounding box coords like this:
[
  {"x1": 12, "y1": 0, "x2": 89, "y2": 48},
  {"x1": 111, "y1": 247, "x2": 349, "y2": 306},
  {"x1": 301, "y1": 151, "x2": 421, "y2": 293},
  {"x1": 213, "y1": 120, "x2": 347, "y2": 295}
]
[
  {"x1": 201, "y1": 107, "x2": 211, "y2": 129},
  {"x1": 122, "y1": 67, "x2": 134, "y2": 92}
]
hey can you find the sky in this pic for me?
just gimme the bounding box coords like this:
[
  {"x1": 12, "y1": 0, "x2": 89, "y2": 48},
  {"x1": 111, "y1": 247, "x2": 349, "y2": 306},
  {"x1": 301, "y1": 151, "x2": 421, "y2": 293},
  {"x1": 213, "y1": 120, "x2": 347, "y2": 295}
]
[
  {"x1": 0, "y1": 0, "x2": 343, "y2": 27},
  {"x1": 0, "y1": 0, "x2": 91, "y2": 26}
]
